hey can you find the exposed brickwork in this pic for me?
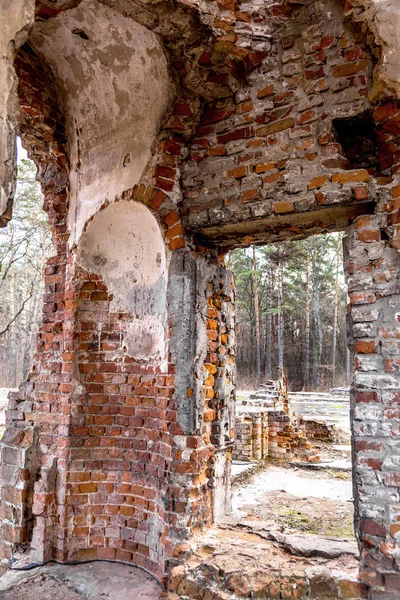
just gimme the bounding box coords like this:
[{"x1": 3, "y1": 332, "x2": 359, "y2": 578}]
[
  {"x1": 180, "y1": 0, "x2": 400, "y2": 249},
  {"x1": 344, "y1": 212, "x2": 400, "y2": 592},
  {"x1": 0, "y1": 42, "x2": 236, "y2": 582},
  {"x1": 0, "y1": 1, "x2": 399, "y2": 596},
  {"x1": 233, "y1": 410, "x2": 322, "y2": 463}
]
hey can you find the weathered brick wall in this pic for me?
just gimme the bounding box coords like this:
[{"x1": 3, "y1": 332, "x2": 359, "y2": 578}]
[
  {"x1": 180, "y1": 0, "x2": 398, "y2": 249},
  {"x1": 344, "y1": 214, "x2": 400, "y2": 596},
  {"x1": 233, "y1": 410, "x2": 320, "y2": 462},
  {"x1": 0, "y1": 41, "x2": 237, "y2": 583},
  {"x1": 0, "y1": 1, "x2": 399, "y2": 596},
  {"x1": 0, "y1": 43, "x2": 72, "y2": 571}
]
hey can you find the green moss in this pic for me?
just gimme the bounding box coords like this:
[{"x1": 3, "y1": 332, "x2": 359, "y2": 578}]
[{"x1": 276, "y1": 508, "x2": 355, "y2": 540}]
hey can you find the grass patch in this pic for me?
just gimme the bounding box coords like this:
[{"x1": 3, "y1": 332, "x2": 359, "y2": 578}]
[{"x1": 276, "y1": 508, "x2": 355, "y2": 540}]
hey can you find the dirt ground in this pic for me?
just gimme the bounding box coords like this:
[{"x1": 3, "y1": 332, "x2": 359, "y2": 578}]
[
  {"x1": 232, "y1": 487, "x2": 355, "y2": 539},
  {"x1": 232, "y1": 442, "x2": 354, "y2": 540},
  {"x1": 1, "y1": 573, "x2": 83, "y2": 600},
  {"x1": 0, "y1": 562, "x2": 162, "y2": 600}
]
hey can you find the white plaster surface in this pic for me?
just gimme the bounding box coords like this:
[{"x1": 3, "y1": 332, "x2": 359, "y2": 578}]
[
  {"x1": 0, "y1": 388, "x2": 13, "y2": 427},
  {"x1": 29, "y1": 0, "x2": 175, "y2": 245},
  {"x1": 77, "y1": 201, "x2": 169, "y2": 366}
]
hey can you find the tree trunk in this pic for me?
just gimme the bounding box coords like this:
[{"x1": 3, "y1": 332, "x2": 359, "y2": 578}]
[
  {"x1": 346, "y1": 347, "x2": 351, "y2": 387},
  {"x1": 304, "y1": 250, "x2": 310, "y2": 391},
  {"x1": 277, "y1": 246, "x2": 284, "y2": 377},
  {"x1": 252, "y1": 247, "x2": 261, "y2": 388},
  {"x1": 312, "y1": 237, "x2": 322, "y2": 390},
  {"x1": 9, "y1": 223, "x2": 17, "y2": 388},
  {"x1": 265, "y1": 254, "x2": 272, "y2": 380},
  {"x1": 331, "y1": 243, "x2": 340, "y2": 386},
  {"x1": 20, "y1": 238, "x2": 32, "y2": 382}
]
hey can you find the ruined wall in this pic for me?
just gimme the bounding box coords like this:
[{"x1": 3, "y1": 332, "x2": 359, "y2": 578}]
[
  {"x1": 0, "y1": 0, "x2": 35, "y2": 226},
  {"x1": 0, "y1": 42, "x2": 72, "y2": 570},
  {"x1": 0, "y1": 0, "x2": 399, "y2": 595},
  {"x1": 180, "y1": 0, "x2": 397, "y2": 250},
  {"x1": 0, "y1": 25, "x2": 236, "y2": 581},
  {"x1": 344, "y1": 212, "x2": 400, "y2": 595}
]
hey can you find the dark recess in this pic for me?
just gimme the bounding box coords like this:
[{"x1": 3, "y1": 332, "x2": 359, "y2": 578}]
[{"x1": 333, "y1": 111, "x2": 379, "y2": 172}]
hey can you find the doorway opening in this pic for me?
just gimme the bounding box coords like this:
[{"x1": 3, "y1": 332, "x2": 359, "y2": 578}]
[{"x1": 226, "y1": 231, "x2": 356, "y2": 586}]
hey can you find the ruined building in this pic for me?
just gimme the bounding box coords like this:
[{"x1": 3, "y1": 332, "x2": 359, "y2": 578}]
[{"x1": 0, "y1": 0, "x2": 399, "y2": 596}]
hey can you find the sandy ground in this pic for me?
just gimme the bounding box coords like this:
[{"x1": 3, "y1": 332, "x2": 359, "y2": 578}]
[
  {"x1": 231, "y1": 440, "x2": 354, "y2": 541},
  {"x1": 0, "y1": 562, "x2": 162, "y2": 600}
]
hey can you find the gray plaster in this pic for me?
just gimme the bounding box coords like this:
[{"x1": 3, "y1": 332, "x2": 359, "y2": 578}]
[
  {"x1": 168, "y1": 251, "x2": 199, "y2": 434},
  {"x1": 0, "y1": 0, "x2": 35, "y2": 226}
]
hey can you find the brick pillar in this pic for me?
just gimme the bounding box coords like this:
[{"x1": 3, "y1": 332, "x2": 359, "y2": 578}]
[
  {"x1": 344, "y1": 212, "x2": 400, "y2": 597},
  {"x1": 252, "y1": 415, "x2": 262, "y2": 461}
]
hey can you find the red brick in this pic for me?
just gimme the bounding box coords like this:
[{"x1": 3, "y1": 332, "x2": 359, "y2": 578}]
[{"x1": 354, "y1": 340, "x2": 377, "y2": 354}]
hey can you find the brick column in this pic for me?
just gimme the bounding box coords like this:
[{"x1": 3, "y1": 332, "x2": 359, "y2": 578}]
[{"x1": 344, "y1": 211, "x2": 400, "y2": 598}]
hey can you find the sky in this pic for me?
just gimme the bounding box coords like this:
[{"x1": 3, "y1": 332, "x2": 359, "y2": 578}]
[{"x1": 17, "y1": 137, "x2": 27, "y2": 162}]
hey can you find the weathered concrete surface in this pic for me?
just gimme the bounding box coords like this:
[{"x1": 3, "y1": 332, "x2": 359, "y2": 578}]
[
  {"x1": 260, "y1": 530, "x2": 358, "y2": 559},
  {"x1": 0, "y1": 561, "x2": 162, "y2": 599}
]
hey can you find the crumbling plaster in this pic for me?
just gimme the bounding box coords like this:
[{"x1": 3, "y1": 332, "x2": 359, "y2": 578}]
[
  {"x1": 0, "y1": 0, "x2": 35, "y2": 226},
  {"x1": 30, "y1": 0, "x2": 175, "y2": 246},
  {"x1": 347, "y1": 0, "x2": 400, "y2": 100},
  {"x1": 76, "y1": 201, "x2": 169, "y2": 367}
]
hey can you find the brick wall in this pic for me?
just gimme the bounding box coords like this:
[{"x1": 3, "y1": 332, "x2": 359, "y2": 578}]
[
  {"x1": 0, "y1": 41, "x2": 237, "y2": 583},
  {"x1": 0, "y1": 1, "x2": 399, "y2": 596},
  {"x1": 180, "y1": 0, "x2": 399, "y2": 249},
  {"x1": 344, "y1": 214, "x2": 400, "y2": 596}
]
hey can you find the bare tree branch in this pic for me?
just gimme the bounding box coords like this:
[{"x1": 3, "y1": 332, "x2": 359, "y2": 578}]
[{"x1": 0, "y1": 283, "x2": 34, "y2": 338}]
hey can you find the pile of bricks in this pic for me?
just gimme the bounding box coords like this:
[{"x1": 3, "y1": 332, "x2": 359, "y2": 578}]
[{"x1": 233, "y1": 381, "x2": 321, "y2": 463}]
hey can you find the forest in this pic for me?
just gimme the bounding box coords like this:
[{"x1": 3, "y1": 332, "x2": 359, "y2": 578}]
[
  {"x1": 0, "y1": 154, "x2": 52, "y2": 388},
  {"x1": 229, "y1": 233, "x2": 350, "y2": 392}
]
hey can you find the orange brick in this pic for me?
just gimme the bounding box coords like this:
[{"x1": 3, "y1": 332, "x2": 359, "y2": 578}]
[
  {"x1": 332, "y1": 170, "x2": 371, "y2": 184},
  {"x1": 263, "y1": 172, "x2": 281, "y2": 184},
  {"x1": 227, "y1": 165, "x2": 246, "y2": 179},
  {"x1": 354, "y1": 215, "x2": 374, "y2": 229},
  {"x1": 256, "y1": 84, "x2": 274, "y2": 99},
  {"x1": 168, "y1": 237, "x2": 186, "y2": 251},
  {"x1": 332, "y1": 60, "x2": 368, "y2": 77},
  {"x1": 274, "y1": 201, "x2": 293, "y2": 214},
  {"x1": 354, "y1": 340, "x2": 377, "y2": 354},
  {"x1": 209, "y1": 145, "x2": 226, "y2": 156},
  {"x1": 354, "y1": 185, "x2": 369, "y2": 201},
  {"x1": 392, "y1": 184, "x2": 400, "y2": 198},
  {"x1": 255, "y1": 162, "x2": 275, "y2": 174},
  {"x1": 356, "y1": 229, "x2": 380, "y2": 242},
  {"x1": 257, "y1": 117, "x2": 294, "y2": 137},
  {"x1": 308, "y1": 175, "x2": 329, "y2": 190},
  {"x1": 236, "y1": 101, "x2": 253, "y2": 115},
  {"x1": 241, "y1": 189, "x2": 262, "y2": 203}
]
